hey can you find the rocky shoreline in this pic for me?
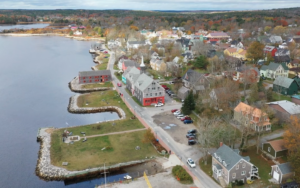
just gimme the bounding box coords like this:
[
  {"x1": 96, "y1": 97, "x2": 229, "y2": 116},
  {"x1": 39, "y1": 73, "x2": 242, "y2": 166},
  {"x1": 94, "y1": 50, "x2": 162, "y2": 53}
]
[{"x1": 68, "y1": 76, "x2": 112, "y2": 93}]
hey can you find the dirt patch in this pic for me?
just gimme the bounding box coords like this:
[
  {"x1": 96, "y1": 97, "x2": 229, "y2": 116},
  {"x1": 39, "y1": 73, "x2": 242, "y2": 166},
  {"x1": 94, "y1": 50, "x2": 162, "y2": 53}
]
[
  {"x1": 123, "y1": 160, "x2": 164, "y2": 176},
  {"x1": 152, "y1": 112, "x2": 196, "y2": 145}
]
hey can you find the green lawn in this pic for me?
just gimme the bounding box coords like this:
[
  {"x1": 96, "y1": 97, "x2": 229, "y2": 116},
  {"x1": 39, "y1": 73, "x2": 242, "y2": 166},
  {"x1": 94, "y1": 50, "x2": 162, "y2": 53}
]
[
  {"x1": 95, "y1": 62, "x2": 108, "y2": 70},
  {"x1": 113, "y1": 64, "x2": 119, "y2": 70},
  {"x1": 147, "y1": 69, "x2": 162, "y2": 79},
  {"x1": 50, "y1": 130, "x2": 158, "y2": 171},
  {"x1": 80, "y1": 82, "x2": 113, "y2": 89},
  {"x1": 114, "y1": 72, "x2": 122, "y2": 81},
  {"x1": 272, "y1": 92, "x2": 292, "y2": 101}
]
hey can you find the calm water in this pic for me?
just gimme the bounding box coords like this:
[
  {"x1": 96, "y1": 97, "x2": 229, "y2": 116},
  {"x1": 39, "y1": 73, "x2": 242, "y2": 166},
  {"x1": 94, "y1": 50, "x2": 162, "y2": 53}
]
[
  {"x1": 0, "y1": 23, "x2": 49, "y2": 32},
  {"x1": 0, "y1": 36, "x2": 120, "y2": 188}
]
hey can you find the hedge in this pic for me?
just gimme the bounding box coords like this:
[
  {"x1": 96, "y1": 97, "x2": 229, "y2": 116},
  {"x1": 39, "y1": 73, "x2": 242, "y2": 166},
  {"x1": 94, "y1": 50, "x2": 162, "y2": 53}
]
[{"x1": 172, "y1": 165, "x2": 193, "y2": 184}]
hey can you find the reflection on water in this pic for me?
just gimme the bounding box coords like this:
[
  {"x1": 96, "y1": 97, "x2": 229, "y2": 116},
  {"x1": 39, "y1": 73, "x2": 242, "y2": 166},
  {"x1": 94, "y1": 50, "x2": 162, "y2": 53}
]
[{"x1": 0, "y1": 23, "x2": 49, "y2": 32}]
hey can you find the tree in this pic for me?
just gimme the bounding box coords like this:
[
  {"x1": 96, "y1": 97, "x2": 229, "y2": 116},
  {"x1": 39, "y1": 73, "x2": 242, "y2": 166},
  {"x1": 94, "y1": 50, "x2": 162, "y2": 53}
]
[
  {"x1": 272, "y1": 26, "x2": 286, "y2": 36},
  {"x1": 150, "y1": 36, "x2": 159, "y2": 44},
  {"x1": 181, "y1": 92, "x2": 195, "y2": 115},
  {"x1": 69, "y1": 30, "x2": 73, "y2": 36},
  {"x1": 246, "y1": 41, "x2": 265, "y2": 63},
  {"x1": 248, "y1": 83, "x2": 259, "y2": 104},
  {"x1": 192, "y1": 55, "x2": 209, "y2": 69},
  {"x1": 142, "y1": 128, "x2": 155, "y2": 144},
  {"x1": 265, "y1": 52, "x2": 274, "y2": 65},
  {"x1": 284, "y1": 116, "x2": 300, "y2": 182},
  {"x1": 264, "y1": 26, "x2": 272, "y2": 33}
]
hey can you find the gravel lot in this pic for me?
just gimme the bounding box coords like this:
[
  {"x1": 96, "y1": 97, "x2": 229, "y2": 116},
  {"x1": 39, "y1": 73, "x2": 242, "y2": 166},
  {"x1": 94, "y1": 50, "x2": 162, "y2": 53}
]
[{"x1": 152, "y1": 112, "x2": 197, "y2": 145}]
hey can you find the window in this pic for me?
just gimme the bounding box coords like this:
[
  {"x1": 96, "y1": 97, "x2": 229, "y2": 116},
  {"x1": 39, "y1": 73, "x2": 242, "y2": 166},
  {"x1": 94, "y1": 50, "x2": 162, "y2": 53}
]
[
  {"x1": 268, "y1": 147, "x2": 271, "y2": 152},
  {"x1": 241, "y1": 171, "x2": 246, "y2": 175},
  {"x1": 150, "y1": 93, "x2": 152, "y2": 96},
  {"x1": 155, "y1": 93, "x2": 157, "y2": 96},
  {"x1": 242, "y1": 163, "x2": 246, "y2": 168},
  {"x1": 157, "y1": 87, "x2": 160, "y2": 90},
  {"x1": 236, "y1": 165, "x2": 239, "y2": 170},
  {"x1": 232, "y1": 173, "x2": 236, "y2": 179}
]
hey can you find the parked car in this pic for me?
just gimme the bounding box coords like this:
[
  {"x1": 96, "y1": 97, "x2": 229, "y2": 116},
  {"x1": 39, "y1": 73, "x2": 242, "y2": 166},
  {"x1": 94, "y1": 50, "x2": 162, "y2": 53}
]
[
  {"x1": 184, "y1": 119, "x2": 193, "y2": 124},
  {"x1": 155, "y1": 103, "x2": 164, "y2": 107},
  {"x1": 176, "y1": 114, "x2": 185, "y2": 118},
  {"x1": 186, "y1": 133, "x2": 196, "y2": 138},
  {"x1": 173, "y1": 111, "x2": 181, "y2": 115},
  {"x1": 169, "y1": 93, "x2": 176, "y2": 97},
  {"x1": 181, "y1": 116, "x2": 192, "y2": 121},
  {"x1": 164, "y1": 87, "x2": 169, "y2": 90},
  {"x1": 187, "y1": 136, "x2": 196, "y2": 140},
  {"x1": 169, "y1": 81, "x2": 174, "y2": 84},
  {"x1": 171, "y1": 109, "x2": 178, "y2": 113},
  {"x1": 161, "y1": 85, "x2": 167, "y2": 88},
  {"x1": 187, "y1": 129, "x2": 197, "y2": 134},
  {"x1": 188, "y1": 140, "x2": 197, "y2": 145},
  {"x1": 117, "y1": 82, "x2": 122, "y2": 87},
  {"x1": 187, "y1": 158, "x2": 196, "y2": 168}
]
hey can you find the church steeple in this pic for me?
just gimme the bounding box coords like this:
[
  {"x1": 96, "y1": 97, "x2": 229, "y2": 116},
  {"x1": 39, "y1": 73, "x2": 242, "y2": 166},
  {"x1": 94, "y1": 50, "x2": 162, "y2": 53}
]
[{"x1": 140, "y1": 55, "x2": 146, "y2": 74}]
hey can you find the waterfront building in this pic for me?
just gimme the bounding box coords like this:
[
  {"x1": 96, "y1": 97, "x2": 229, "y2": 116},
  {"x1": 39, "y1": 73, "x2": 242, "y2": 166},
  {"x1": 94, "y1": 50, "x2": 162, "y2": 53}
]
[{"x1": 78, "y1": 70, "x2": 111, "y2": 84}]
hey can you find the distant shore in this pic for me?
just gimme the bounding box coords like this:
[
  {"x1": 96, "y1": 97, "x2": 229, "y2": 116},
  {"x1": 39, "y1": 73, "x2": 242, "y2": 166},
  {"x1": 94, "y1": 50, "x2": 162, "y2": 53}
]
[{"x1": 0, "y1": 33, "x2": 105, "y2": 41}]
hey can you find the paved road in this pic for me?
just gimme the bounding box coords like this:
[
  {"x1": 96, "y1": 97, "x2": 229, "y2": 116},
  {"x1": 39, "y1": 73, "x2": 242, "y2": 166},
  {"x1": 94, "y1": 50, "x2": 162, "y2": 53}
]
[{"x1": 107, "y1": 51, "x2": 221, "y2": 188}]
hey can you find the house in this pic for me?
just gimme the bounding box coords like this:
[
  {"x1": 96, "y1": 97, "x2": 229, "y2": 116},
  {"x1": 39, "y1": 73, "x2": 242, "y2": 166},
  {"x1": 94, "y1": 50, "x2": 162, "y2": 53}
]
[
  {"x1": 176, "y1": 37, "x2": 191, "y2": 51},
  {"x1": 262, "y1": 139, "x2": 288, "y2": 159},
  {"x1": 78, "y1": 70, "x2": 111, "y2": 84},
  {"x1": 133, "y1": 74, "x2": 165, "y2": 106},
  {"x1": 127, "y1": 41, "x2": 146, "y2": 49},
  {"x1": 117, "y1": 55, "x2": 129, "y2": 69},
  {"x1": 206, "y1": 32, "x2": 230, "y2": 41},
  {"x1": 231, "y1": 40, "x2": 244, "y2": 48},
  {"x1": 165, "y1": 61, "x2": 179, "y2": 77},
  {"x1": 182, "y1": 69, "x2": 209, "y2": 89},
  {"x1": 224, "y1": 47, "x2": 248, "y2": 61},
  {"x1": 267, "y1": 100, "x2": 300, "y2": 122},
  {"x1": 122, "y1": 66, "x2": 140, "y2": 84},
  {"x1": 150, "y1": 57, "x2": 166, "y2": 72},
  {"x1": 275, "y1": 48, "x2": 290, "y2": 57},
  {"x1": 234, "y1": 102, "x2": 271, "y2": 132},
  {"x1": 271, "y1": 163, "x2": 294, "y2": 184},
  {"x1": 209, "y1": 87, "x2": 240, "y2": 109},
  {"x1": 260, "y1": 62, "x2": 289, "y2": 79},
  {"x1": 234, "y1": 65, "x2": 260, "y2": 83},
  {"x1": 225, "y1": 56, "x2": 244, "y2": 70},
  {"x1": 273, "y1": 76, "x2": 299, "y2": 95},
  {"x1": 122, "y1": 59, "x2": 140, "y2": 72},
  {"x1": 177, "y1": 86, "x2": 190, "y2": 100},
  {"x1": 274, "y1": 56, "x2": 291, "y2": 64},
  {"x1": 269, "y1": 35, "x2": 283, "y2": 44},
  {"x1": 74, "y1": 30, "x2": 82, "y2": 35},
  {"x1": 182, "y1": 52, "x2": 193, "y2": 61},
  {"x1": 212, "y1": 143, "x2": 258, "y2": 186},
  {"x1": 292, "y1": 94, "x2": 300, "y2": 105},
  {"x1": 288, "y1": 59, "x2": 300, "y2": 69},
  {"x1": 264, "y1": 46, "x2": 277, "y2": 57}
]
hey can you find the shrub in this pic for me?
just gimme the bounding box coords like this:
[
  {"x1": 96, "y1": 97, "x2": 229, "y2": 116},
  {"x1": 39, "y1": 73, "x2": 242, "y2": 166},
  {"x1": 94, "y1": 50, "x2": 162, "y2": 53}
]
[{"x1": 172, "y1": 165, "x2": 193, "y2": 184}]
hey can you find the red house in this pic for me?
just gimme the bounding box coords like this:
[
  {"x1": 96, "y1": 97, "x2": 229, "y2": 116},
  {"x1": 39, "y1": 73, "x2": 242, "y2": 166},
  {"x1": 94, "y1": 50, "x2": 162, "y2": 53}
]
[
  {"x1": 264, "y1": 46, "x2": 277, "y2": 57},
  {"x1": 78, "y1": 70, "x2": 111, "y2": 84}
]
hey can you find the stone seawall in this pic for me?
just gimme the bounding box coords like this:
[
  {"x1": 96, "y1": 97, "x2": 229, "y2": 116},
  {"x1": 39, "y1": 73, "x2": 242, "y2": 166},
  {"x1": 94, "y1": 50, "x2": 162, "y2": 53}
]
[
  {"x1": 68, "y1": 76, "x2": 112, "y2": 93},
  {"x1": 67, "y1": 94, "x2": 126, "y2": 119},
  {"x1": 36, "y1": 127, "x2": 152, "y2": 181}
]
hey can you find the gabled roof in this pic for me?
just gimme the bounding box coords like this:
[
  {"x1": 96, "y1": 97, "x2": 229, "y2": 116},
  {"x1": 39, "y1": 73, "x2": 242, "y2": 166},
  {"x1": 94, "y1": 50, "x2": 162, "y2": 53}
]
[
  {"x1": 79, "y1": 70, "x2": 111, "y2": 77},
  {"x1": 183, "y1": 69, "x2": 204, "y2": 83},
  {"x1": 267, "y1": 100, "x2": 300, "y2": 115},
  {"x1": 274, "y1": 55, "x2": 291, "y2": 63},
  {"x1": 123, "y1": 60, "x2": 140, "y2": 68},
  {"x1": 134, "y1": 73, "x2": 154, "y2": 91},
  {"x1": 213, "y1": 144, "x2": 250, "y2": 170},
  {"x1": 234, "y1": 102, "x2": 267, "y2": 117},
  {"x1": 264, "y1": 45, "x2": 276, "y2": 52},
  {"x1": 273, "y1": 76, "x2": 294, "y2": 88},
  {"x1": 261, "y1": 62, "x2": 288, "y2": 71},
  {"x1": 277, "y1": 162, "x2": 293, "y2": 175},
  {"x1": 266, "y1": 139, "x2": 287, "y2": 152}
]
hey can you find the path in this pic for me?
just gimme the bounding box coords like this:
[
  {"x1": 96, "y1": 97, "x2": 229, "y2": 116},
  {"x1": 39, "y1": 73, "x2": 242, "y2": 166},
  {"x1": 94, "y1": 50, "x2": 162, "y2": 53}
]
[{"x1": 85, "y1": 128, "x2": 147, "y2": 138}]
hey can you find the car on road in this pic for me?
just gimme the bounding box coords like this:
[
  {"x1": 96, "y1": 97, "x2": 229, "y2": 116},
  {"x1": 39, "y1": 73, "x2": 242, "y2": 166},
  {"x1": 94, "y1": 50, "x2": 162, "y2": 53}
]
[
  {"x1": 187, "y1": 158, "x2": 196, "y2": 168},
  {"x1": 104, "y1": 51, "x2": 108, "y2": 53},
  {"x1": 155, "y1": 103, "x2": 164, "y2": 107},
  {"x1": 188, "y1": 140, "x2": 197, "y2": 145},
  {"x1": 173, "y1": 111, "x2": 181, "y2": 115},
  {"x1": 184, "y1": 119, "x2": 193, "y2": 124},
  {"x1": 117, "y1": 82, "x2": 122, "y2": 87},
  {"x1": 171, "y1": 109, "x2": 178, "y2": 113},
  {"x1": 187, "y1": 129, "x2": 197, "y2": 134},
  {"x1": 186, "y1": 133, "x2": 196, "y2": 138},
  {"x1": 181, "y1": 116, "x2": 192, "y2": 121}
]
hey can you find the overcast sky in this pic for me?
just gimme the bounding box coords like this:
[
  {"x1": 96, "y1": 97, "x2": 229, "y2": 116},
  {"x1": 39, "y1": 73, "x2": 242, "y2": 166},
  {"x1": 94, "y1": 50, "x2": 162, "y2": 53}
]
[{"x1": 1, "y1": 0, "x2": 299, "y2": 10}]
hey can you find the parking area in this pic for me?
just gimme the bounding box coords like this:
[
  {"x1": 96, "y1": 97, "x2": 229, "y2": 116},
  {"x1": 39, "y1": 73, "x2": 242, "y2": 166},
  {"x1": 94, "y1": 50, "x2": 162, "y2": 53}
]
[{"x1": 152, "y1": 111, "x2": 196, "y2": 146}]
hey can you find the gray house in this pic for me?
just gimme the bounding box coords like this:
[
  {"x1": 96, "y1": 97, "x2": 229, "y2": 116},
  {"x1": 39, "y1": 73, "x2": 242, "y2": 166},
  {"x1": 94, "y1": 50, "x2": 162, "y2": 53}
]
[
  {"x1": 212, "y1": 144, "x2": 258, "y2": 186},
  {"x1": 182, "y1": 69, "x2": 209, "y2": 89},
  {"x1": 271, "y1": 162, "x2": 294, "y2": 184},
  {"x1": 124, "y1": 67, "x2": 141, "y2": 92}
]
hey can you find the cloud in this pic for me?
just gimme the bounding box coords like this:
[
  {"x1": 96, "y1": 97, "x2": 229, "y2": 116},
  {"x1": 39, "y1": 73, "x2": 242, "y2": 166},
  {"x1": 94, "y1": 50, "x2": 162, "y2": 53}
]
[{"x1": 1, "y1": 0, "x2": 299, "y2": 10}]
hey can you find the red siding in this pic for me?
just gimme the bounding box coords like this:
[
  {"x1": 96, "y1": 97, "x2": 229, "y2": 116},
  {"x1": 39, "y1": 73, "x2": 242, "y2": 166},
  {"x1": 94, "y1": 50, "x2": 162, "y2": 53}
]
[{"x1": 142, "y1": 96, "x2": 165, "y2": 106}]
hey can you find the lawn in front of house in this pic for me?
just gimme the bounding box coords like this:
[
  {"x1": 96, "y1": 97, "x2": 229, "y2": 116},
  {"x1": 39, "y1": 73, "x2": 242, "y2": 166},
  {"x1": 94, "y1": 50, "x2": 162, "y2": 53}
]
[
  {"x1": 147, "y1": 69, "x2": 163, "y2": 79},
  {"x1": 114, "y1": 72, "x2": 122, "y2": 81},
  {"x1": 272, "y1": 92, "x2": 292, "y2": 101},
  {"x1": 50, "y1": 130, "x2": 158, "y2": 171},
  {"x1": 80, "y1": 82, "x2": 113, "y2": 89},
  {"x1": 95, "y1": 62, "x2": 108, "y2": 70}
]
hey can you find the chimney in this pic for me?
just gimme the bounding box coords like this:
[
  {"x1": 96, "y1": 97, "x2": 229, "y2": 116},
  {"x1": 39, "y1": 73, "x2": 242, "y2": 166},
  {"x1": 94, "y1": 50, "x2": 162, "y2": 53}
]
[{"x1": 220, "y1": 142, "x2": 223, "y2": 147}]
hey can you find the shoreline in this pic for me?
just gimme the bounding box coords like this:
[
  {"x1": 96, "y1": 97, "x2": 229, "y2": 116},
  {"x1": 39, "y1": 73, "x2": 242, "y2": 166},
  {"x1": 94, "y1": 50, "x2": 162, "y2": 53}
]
[{"x1": 0, "y1": 33, "x2": 105, "y2": 41}]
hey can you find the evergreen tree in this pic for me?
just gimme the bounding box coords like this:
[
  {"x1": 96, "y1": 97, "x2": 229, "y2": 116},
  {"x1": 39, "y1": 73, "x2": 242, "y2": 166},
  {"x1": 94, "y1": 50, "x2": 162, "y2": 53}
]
[{"x1": 181, "y1": 92, "x2": 195, "y2": 115}]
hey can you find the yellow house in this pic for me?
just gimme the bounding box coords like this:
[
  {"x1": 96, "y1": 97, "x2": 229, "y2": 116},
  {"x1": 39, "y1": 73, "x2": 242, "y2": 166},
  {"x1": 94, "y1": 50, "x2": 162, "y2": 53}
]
[
  {"x1": 150, "y1": 58, "x2": 167, "y2": 72},
  {"x1": 224, "y1": 47, "x2": 250, "y2": 61}
]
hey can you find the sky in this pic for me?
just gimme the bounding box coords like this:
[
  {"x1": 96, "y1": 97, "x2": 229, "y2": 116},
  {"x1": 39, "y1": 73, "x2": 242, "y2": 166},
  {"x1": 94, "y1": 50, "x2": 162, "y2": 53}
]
[{"x1": 1, "y1": 0, "x2": 299, "y2": 10}]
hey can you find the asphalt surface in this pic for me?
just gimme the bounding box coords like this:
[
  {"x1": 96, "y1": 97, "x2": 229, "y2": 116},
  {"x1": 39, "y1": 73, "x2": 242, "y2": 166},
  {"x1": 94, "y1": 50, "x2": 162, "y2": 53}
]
[{"x1": 107, "y1": 51, "x2": 221, "y2": 188}]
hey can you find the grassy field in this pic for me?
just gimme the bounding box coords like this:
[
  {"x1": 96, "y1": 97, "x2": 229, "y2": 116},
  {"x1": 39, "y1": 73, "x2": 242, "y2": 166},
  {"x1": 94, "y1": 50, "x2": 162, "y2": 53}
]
[
  {"x1": 51, "y1": 131, "x2": 158, "y2": 171},
  {"x1": 113, "y1": 64, "x2": 119, "y2": 70},
  {"x1": 80, "y1": 82, "x2": 113, "y2": 89},
  {"x1": 95, "y1": 62, "x2": 108, "y2": 70},
  {"x1": 272, "y1": 92, "x2": 292, "y2": 101},
  {"x1": 114, "y1": 72, "x2": 122, "y2": 81},
  {"x1": 147, "y1": 69, "x2": 162, "y2": 79}
]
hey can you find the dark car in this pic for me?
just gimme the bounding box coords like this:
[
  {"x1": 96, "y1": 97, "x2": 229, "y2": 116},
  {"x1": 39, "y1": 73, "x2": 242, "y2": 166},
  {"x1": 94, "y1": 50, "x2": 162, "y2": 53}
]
[
  {"x1": 186, "y1": 133, "x2": 196, "y2": 138},
  {"x1": 187, "y1": 136, "x2": 196, "y2": 140},
  {"x1": 188, "y1": 140, "x2": 197, "y2": 145},
  {"x1": 184, "y1": 119, "x2": 193, "y2": 124},
  {"x1": 187, "y1": 129, "x2": 197, "y2": 134}
]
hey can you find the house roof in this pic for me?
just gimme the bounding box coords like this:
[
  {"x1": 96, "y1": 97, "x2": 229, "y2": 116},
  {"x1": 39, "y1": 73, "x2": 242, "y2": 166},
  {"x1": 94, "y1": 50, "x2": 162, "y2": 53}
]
[
  {"x1": 291, "y1": 59, "x2": 300, "y2": 66},
  {"x1": 183, "y1": 69, "x2": 204, "y2": 83},
  {"x1": 134, "y1": 73, "x2": 154, "y2": 91},
  {"x1": 266, "y1": 139, "x2": 287, "y2": 152},
  {"x1": 123, "y1": 60, "x2": 140, "y2": 68},
  {"x1": 264, "y1": 45, "x2": 276, "y2": 52},
  {"x1": 292, "y1": 94, "x2": 300, "y2": 100},
  {"x1": 178, "y1": 86, "x2": 190, "y2": 94},
  {"x1": 261, "y1": 62, "x2": 288, "y2": 71},
  {"x1": 274, "y1": 55, "x2": 291, "y2": 63},
  {"x1": 125, "y1": 67, "x2": 141, "y2": 82},
  {"x1": 128, "y1": 41, "x2": 146, "y2": 45},
  {"x1": 277, "y1": 162, "x2": 293, "y2": 175},
  {"x1": 267, "y1": 100, "x2": 300, "y2": 115},
  {"x1": 213, "y1": 144, "x2": 250, "y2": 170},
  {"x1": 234, "y1": 102, "x2": 267, "y2": 117},
  {"x1": 79, "y1": 70, "x2": 111, "y2": 77},
  {"x1": 270, "y1": 35, "x2": 282, "y2": 43},
  {"x1": 207, "y1": 32, "x2": 229, "y2": 37},
  {"x1": 273, "y1": 76, "x2": 294, "y2": 88}
]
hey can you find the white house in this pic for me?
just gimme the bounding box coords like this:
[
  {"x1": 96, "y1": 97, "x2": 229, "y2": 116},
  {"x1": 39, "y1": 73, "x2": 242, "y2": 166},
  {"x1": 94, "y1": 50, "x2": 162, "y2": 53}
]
[
  {"x1": 74, "y1": 30, "x2": 82, "y2": 36},
  {"x1": 260, "y1": 62, "x2": 289, "y2": 79}
]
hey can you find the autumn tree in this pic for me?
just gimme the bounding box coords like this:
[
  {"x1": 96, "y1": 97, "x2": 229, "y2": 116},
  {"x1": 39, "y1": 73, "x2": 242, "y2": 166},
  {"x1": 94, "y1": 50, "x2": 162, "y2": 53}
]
[
  {"x1": 284, "y1": 116, "x2": 300, "y2": 182},
  {"x1": 248, "y1": 83, "x2": 259, "y2": 104},
  {"x1": 142, "y1": 128, "x2": 155, "y2": 143},
  {"x1": 246, "y1": 41, "x2": 265, "y2": 63},
  {"x1": 150, "y1": 36, "x2": 159, "y2": 44},
  {"x1": 272, "y1": 26, "x2": 286, "y2": 36},
  {"x1": 264, "y1": 26, "x2": 272, "y2": 33}
]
